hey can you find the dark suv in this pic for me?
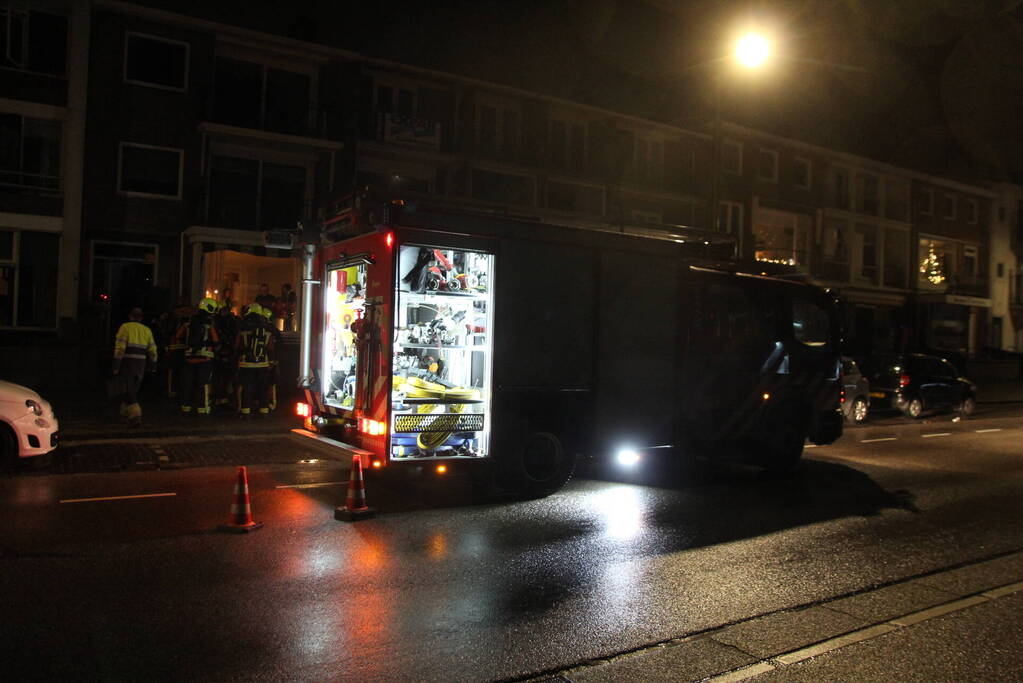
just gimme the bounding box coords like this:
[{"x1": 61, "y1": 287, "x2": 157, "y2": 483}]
[{"x1": 866, "y1": 353, "x2": 977, "y2": 419}]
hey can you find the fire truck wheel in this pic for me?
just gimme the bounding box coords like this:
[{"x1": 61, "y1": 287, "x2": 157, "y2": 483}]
[{"x1": 511, "y1": 431, "x2": 575, "y2": 498}]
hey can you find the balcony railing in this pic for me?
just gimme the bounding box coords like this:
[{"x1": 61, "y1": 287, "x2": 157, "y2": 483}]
[
  {"x1": 0, "y1": 169, "x2": 62, "y2": 193},
  {"x1": 205, "y1": 97, "x2": 335, "y2": 140}
]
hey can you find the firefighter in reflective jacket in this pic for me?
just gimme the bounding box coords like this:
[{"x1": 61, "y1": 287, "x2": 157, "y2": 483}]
[
  {"x1": 259, "y1": 304, "x2": 282, "y2": 411},
  {"x1": 173, "y1": 298, "x2": 220, "y2": 414},
  {"x1": 235, "y1": 304, "x2": 275, "y2": 416}
]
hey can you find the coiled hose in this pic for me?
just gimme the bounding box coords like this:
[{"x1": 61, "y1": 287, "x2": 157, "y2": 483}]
[{"x1": 396, "y1": 376, "x2": 480, "y2": 450}]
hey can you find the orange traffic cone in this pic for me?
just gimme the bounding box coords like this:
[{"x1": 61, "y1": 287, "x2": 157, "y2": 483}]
[
  {"x1": 219, "y1": 465, "x2": 263, "y2": 533},
  {"x1": 335, "y1": 454, "x2": 376, "y2": 521}
]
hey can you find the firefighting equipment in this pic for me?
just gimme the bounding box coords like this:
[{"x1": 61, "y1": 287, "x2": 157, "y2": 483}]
[
  {"x1": 334, "y1": 454, "x2": 375, "y2": 521},
  {"x1": 218, "y1": 466, "x2": 263, "y2": 533},
  {"x1": 394, "y1": 376, "x2": 480, "y2": 451},
  {"x1": 198, "y1": 297, "x2": 218, "y2": 315}
]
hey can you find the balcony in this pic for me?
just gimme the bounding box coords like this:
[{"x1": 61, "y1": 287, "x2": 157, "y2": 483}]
[
  {"x1": 376, "y1": 113, "x2": 442, "y2": 152},
  {"x1": 948, "y1": 273, "x2": 989, "y2": 298}
]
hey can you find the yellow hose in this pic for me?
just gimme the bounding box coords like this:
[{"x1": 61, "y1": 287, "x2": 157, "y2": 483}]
[{"x1": 394, "y1": 376, "x2": 479, "y2": 451}]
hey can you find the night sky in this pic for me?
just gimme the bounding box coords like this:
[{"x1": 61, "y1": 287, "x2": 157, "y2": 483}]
[{"x1": 137, "y1": 0, "x2": 1023, "y2": 180}]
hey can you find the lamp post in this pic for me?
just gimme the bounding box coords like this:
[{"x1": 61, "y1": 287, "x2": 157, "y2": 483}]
[{"x1": 710, "y1": 32, "x2": 772, "y2": 242}]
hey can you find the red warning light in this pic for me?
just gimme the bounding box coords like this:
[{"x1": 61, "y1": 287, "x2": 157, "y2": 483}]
[
  {"x1": 386, "y1": 232, "x2": 394, "y2": 248},
  {"x1": 295, "y1": 402, "x2": 310, "y2": 418}
]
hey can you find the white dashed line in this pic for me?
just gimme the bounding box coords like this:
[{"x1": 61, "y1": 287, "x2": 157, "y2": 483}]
[
  {"x1": 861, "y1": 437, "x2": 897, "y2": 443},
  {"x1": 804, "y1": 444, "x2": 818, "y2": 448},
  {"x1": 922, "y1": 432, "x2": 952, "y2": 438},
  {"x1": 59, "y1": 492, "x2": 176, "y2": 504},
  {"x1": 975, "y1": 428, "x2": 1003, "y2": 433},
  {"x1": 274, "y1": 481, "x2": 346, "y2": 489}
]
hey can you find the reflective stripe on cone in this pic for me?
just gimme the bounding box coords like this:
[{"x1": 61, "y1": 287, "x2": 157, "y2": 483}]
[
  {"x1": 335, "y1": 454, "x2": 375, "y2": 522},
  {"x1": 219, "y1": 465, "x2": 263, "y2": 533}
]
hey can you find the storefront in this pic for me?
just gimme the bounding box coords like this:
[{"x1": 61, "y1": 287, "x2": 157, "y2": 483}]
[
  {"x1": 181, "y1": 227, "x2": 301, "y2": 333},
  {"x1": 915, "y1": 293, "x2": 990, "y2": 357}
]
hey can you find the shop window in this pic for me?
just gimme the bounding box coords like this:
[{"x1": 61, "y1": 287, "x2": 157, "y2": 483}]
[
  {"x1": 722, "y1": 139, "x2": 742, "y2": 174},
  {"x1": 213, "y1": 58, "x2": 311, "y2": 136},
  {"x1": 0, "y1": 8, "x2": 67, "y2": 76},
  {"x1": 118, "y1": 143, "x2": 183, "y2": 198},
  {"x1": 793, "y1": 157, "x2": 811, "y2": 189},
  {"x1": 758, "y1": 149, "x2": 778, "y2": 182},
  {"x1": 0, "y1": 114, "x2": 61, "y2": 191},
  {"x1": 124, "y1": 33, "x2": 189, "y2": 91},
  {"x1": 0, "y1": 229, "x2": 59, "y2": 329},
  {"x1": 471, "y1": 169, "x2": 533, "y2": 206}
]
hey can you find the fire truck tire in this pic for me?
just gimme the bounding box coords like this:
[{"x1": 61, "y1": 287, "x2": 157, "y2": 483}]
[{"x1": 504, "y1": 431, "x2": 575, "y2": 498}]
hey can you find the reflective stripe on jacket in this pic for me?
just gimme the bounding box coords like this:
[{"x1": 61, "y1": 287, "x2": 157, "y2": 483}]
[{"x1": 114, "y1": 321, "x2": 158, "y2": 365}]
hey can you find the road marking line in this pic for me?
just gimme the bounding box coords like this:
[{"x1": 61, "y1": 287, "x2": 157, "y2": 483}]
[
  {"x1": 59, "y1": 492, "x2": 177, "y2": 504},
  {"x1": 274, "y1": 481, "x2": 346, "y2": 489},
  {"x1": 705, "y1": 661, "x2": 775, "y2": 683},
  {"x1": 773, "y1": 623, "x2": 898, "y2": 665},
  {"x1": 975, "y1": 428, "x2": 1003, "y2": 433},
  {"x1": 888, "y1": 595, "x2": 988, "y2": 627},
  {"x1": 921, "y1": 432, "x2": 952, "y2": 438},
  {"x1": 861, "y1": 437, "x2": 897, "y2": 443},
  {"x1": 982, "y1": 581, "x2": 1023, "y2": 599},
  {"x1": 804, "y1": 444, "x2": 818, "y2": 448}
]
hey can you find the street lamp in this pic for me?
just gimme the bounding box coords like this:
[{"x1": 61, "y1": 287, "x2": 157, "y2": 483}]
[{"x1": 710, "y1": 31, "x2": 772, "y2": 240}]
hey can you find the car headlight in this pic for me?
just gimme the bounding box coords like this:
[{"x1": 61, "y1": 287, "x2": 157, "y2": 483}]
[{"x1": 25, "y1": 399, "x2": 43, "y2": 416}]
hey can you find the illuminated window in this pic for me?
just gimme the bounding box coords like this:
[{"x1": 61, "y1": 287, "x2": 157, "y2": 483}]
[{"x1": 753, "y1": 208, "x2": 810, "y2": 267}]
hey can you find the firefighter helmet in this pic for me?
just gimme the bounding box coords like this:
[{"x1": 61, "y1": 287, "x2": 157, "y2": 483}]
[
  {"x1": 245, "y1": 303, "x2": 263, "y2": 318},
  {"x1": 198, "y1": 297, "x2": 218, "y2": 314},
  {"x1": 260, "y1": 306, "x2": 273, "y2": 321}
]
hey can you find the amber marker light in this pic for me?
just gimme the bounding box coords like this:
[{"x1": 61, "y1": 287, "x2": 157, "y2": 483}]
[
  {"x1": 762, "y1": 393, "x2": 771, "y2": 401},
  {"x1": 436, "y1": 464, "x2": 448, "y2": 475}
]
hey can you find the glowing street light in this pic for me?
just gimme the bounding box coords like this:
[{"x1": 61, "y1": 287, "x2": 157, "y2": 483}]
[{"x1": 735, "y1": 32, "x2": 771, "y2": 69}]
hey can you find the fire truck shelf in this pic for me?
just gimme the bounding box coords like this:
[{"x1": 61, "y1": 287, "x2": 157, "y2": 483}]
[
  {"x1": 393, "y1": 397, "x2": 484, "y2": 405},
  {"x1": 401, "y1": 291, "x2": 487, "y2": 302},
  {"x1": 395, "y1": 343, "x2": 484, "y2": 350}
]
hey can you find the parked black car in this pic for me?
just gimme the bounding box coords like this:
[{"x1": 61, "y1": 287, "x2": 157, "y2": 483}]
[{"x1": 865, "y1": 353, "x2": 977, "y2": 419}]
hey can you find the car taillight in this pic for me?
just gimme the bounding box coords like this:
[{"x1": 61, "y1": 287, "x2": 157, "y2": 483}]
[
  {"x1": 839, "y1": 388, "x2": 846, "y2": 404},
  {"x1": 898, "y1": 374, "x2": 911, "y2": 387}
]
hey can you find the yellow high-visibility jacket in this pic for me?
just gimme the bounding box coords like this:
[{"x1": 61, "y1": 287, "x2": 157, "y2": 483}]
[{"x1": 114, "y1": 321, "x2": 158, "y2": 369}]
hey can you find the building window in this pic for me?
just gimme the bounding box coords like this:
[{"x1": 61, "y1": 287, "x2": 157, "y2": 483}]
[
  {"x1": 753, "y1": 208, "x2": 810, "y2": 267},
  {"x1": 858, "y1": 174, "x2": 879, "y2": 214},
  {"x1": 883, "y1": 228, "x2": 909, "y2": 289},
  {"x1": 793, "y1": 157, "x2": 811, "y2": 189},
  {"x1": 962, "y1": 245, "x2": 978, "y2": 277},
  {"x1": 944, "y1": 193, "x2": 957, "y2": 220},
  {"x1": 718, "y1": 201, "x2": 743, "y2": 235},
  {"x1": 547, "y1": 179, "x2": 604, "y2": 216},
  {"x1": 965, "y1": 198, "x2": 978, "y2": 224},
  {"x1": 476, "y1": 103, "x2": 519, "y2": 161},
  {"x1": 549, "y1": 120, "x2": 586, "y2": 172},
  {"x1": 831, "y1": 167, "x2": 850, "y2": 210},
  {"x1": 722, "y1": 140, "x2": 742, "y2": 174},
  {"x1": 920, "y1": 187, "x2": 934, "y2": 215},
  {"x1": 0, "y1": 114, "x2": 62, "y2": 191},
  {"x1": 633, "y1": 136, "x2": 664, "y2": 186},
  {"x1": 820, "y1": 218, "x2": 849, "y2": 282},
  {"x1": 885, "y1": 179, "x2": 910, "y2": 221},
  {"x1": 376, "y1": 84, "x2": 415, "y2": 116},
  {"x1": 919, "y1": 238, "x2": 950, "y2": 287},
  {"x1": 118, "y1": 143, "x2": 183, "y2": 198},
  {"x1": 0, "y1": 229, "x2": 59, "y2": 329},
  {"x1": 213, "y1": 58, "x2": 311, "y2": 136},
  {"x1": 0, "y1": 8, "x2": 67, "y2": 76},
  {"x1": 471, "y1": 168, "x2": 533, "y2": 205},
  {"x1": 857, "y1": 224, "x2": 878, "y2": 284},
  {"x1": 124, "y1": 33, "x2": 189, "y2": 91},
  {"x1": 997, "y1": 262, "x2": 1004, "y2": 278},
  {"x1": 758, "y1": 149, "x2": 778, "y2": 182},
  {"x1": 208, "y1": 155, "x2": 306, "y2": 230}
]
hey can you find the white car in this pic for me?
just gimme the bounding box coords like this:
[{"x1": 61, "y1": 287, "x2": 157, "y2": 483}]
[{"x1": 0, "y1": 380, "x2": 59, "y2": 467}]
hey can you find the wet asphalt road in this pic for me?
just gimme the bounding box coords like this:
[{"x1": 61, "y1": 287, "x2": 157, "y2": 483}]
[{"x1": 2, "y1": 409, "x2": 1023, "y2": 681}]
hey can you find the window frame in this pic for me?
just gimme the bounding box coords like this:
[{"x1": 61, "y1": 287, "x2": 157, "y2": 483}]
[
  {"x1": 0, "y1": 113, "x2": 63, "y2": 192},
  {"x1": 0, "y1": 8, "x2": 68, "y2": 77},
  {"x1": 965, "y1": 198, "x2": 978, "y2": 224},
  {"x1": 117, "y1": 141, "x2": 185, "y2": 200},
  {"x1": 944, "y1": 193, "x2": 957, "y2": 220},
  {"x1": 831, "y1": 165, "x2": 851, "y2": 210},
  {"x1": 722, "y1": 139, "x2": 743, "y2": 175},
  {"x1": 793, "y1": 156, "x2": 812, "y2": 189},
  {"x1": 123, "y1": 31, "x2": 190, "y2": 93},
  {"x1": 757, "y1": 148, "x2": 778, "y2": 182},
  {"x1": 920, "y1": 187, "x2": 934, "y2": 215},
  {"x1": 0, "y1": 226, "x2": 61, "y2": 331}
]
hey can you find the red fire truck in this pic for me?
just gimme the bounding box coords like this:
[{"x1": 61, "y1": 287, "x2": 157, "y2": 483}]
[{"x1": 292, "y1": 197, "x2": 843, "y2": 497}]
